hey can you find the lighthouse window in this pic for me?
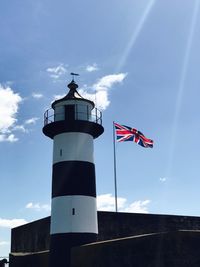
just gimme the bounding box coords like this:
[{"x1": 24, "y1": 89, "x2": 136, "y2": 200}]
[
  {"x1": 72, "y1": 208, "x2": 75, "y2": 215},
  {"x1": 60, "y1": 149, "x2": 62, "y2": 156}
]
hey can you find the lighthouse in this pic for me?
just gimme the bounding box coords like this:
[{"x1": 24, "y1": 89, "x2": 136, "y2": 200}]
[{"x1": 43, "y1": 77, "x2": 104, "y2": 267}]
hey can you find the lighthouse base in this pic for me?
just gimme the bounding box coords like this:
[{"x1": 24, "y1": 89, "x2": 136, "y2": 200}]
[{"x1": 49, "y1": 233, "x2": 97, "y2": 267}]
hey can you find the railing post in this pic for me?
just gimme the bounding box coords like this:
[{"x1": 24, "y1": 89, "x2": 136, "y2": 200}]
[
  {"x1": 87, "y1": 105, "x2": 89, "y2": 121},
  {"x1": 75, "y1": 104, "x2": 77, "y2": 120}
]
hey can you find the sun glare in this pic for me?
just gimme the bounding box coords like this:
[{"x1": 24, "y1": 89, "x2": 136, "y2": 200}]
[
  {"x1": 116, "y1": 0, "x2": 156, "y2": 72},
  {"x1": 166, "y1": 0, "x2": 200, "y2": 176}
]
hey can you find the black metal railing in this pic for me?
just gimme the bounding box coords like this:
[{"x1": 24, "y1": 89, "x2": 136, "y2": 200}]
[{"x1": 44, "y1": 106, "x2": 102, "y2": 126}]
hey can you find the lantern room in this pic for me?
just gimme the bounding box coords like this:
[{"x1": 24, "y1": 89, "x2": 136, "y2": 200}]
[{"x1": 43, "y1": 79, "x2": 104, "y2": 139}]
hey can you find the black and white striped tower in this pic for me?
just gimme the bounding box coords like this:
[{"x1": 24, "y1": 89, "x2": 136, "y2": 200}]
[{"x1": 43, "y1": 78, "x2": 104, "y2": 267}]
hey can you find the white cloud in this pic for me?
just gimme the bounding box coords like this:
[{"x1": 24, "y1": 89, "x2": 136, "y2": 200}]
[
  {"x1": 94, "y1": 90, "x2": 110, "y2": 110},
  {"x1": 123, "y1": 200, "x2": 151, "y2": 213},
  {"x1": 5, "y1": 118, "x2": 38, "y2": 138},
  {"x1": 78, "y1": 89, "x2": 110, "y2": 111},
  {"x1": 9, "y1": 117, "x2": 40, "y2": 135},
  {"x1": 6, "y1": 134, "x2": 18, "y2": 142},
  {"x1": 86, "y1": 63, "x2": 98, "y2": 72},
  {"x1": 0, "y1": 218, "x2": 27, "y2": 228},
  {"x1": 25, "y1": 117, "x2": 39, "y2": 125},
  {"x1": 93, "y1": 73, "x2": 127, "y2": 91},
  {"x1": 79, "y1": 73, "x2": 127, "y2": 110},
  {"x1": 46, "y1": 64, "x2": 67, "y2": 79},
  {"x1": 0, "y1": 133, "x2": 18, "y2": 142},
  {"x1": 32, "y1": 93, "x2": 43, "y2": 99},
  {"x1": 97, "y1": 194, "x2": 126, "y2": 211},
  {"x1": 0, "y1": 85, "x2": 22, "y2": 131},
  {"x1": 0, "y1": 85, "x2": 22, "y2": 142},
  {"x1": 97, "y1": 194, "x2": 150, "y2": 213},
  {"x1": 13, "y1": 125, "x2": 26, "y2": 133},
  {"x1": 160, "y1": 177, "x2": 167, "y2": 182},
  {"x1": 25, "y1": 202, "x2": 51, "y2": 212},
  {"x1": 0, "y1": 241, "x2": 9, "y2": 246}
]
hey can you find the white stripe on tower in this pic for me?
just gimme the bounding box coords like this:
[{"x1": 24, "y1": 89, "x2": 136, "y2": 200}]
[
  {"x1": 51, "y1": 195, "x2": 98, "y2": 234},
  {"x1": 53, "y1": 132, "x2": 94, "y2": 164}
]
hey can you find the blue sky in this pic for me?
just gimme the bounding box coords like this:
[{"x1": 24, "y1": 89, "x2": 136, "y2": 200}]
[{"x1": 1, "y1": 0, "x2": 200, "y2": 258}]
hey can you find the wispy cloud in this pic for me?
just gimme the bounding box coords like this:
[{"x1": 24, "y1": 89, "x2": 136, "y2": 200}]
[
  {"x1": 32, "y1": 92, "x2": 43, "y2": 99},
  {"x1": 97, "y1": 194, "x2": 150, "y2": 213},
  {"x1": 0, "y1": 218, "x2": 27, "y2": 228},
  {"x1": 159, "y1": 177, "x2": 167, "y2": 183},
  {"x1": 79, "y1": 73, "x2": 127, "y2": 110},
  {"x1": 0, "y1": 134, "x2": 18, "y2": 142},
  {"x1": 25, "y1": 117, "x2": 39, "y2": 125},
  {"x1": 123, "y1": 200, "x2": 151, "y2": 213},
  {"x1": 25, "y1": 202, "x2": 51, "y2": 212},
  {"x1": 13, "y1": 125, "x2": 26, "y2": 133},
  {"x1": 7, "y1": 118, "x2": 39, "y2": 138},
  {"x1": 0, "y1": 85, "x2": 22, "y2": 142},
  {"x1": 0, "y1": 241, "x2": 9, "y2": 246},
  {"x1": 46, "y1": 64, "x2": 67, "y2": 80},
  {"x1": 86, "y1": 63, "x2": 98, "y2": 72}
]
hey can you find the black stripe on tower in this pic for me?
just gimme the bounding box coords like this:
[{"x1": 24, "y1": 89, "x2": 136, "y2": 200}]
[
  {"x1": 52, "y1": 161, "x2": 96, "y2": 198},
  {"x1": 43, "y1": 120, "x2": 104, "y2": 139},
  {"x1": 50, "y1": 233, "x2": 97, "y2": 267}
]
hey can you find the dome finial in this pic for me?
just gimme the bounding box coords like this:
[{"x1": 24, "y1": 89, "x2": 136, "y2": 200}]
[
  {"x1": 67, "y1": 73, "x2": 79, "y2": 91},
  {"x1": 70, "y1": 72, "x2": 79, "y2": 82}
]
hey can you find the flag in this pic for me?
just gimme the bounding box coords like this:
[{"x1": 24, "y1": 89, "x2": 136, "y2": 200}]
[{"x1": 114, "y1": 122, "x2": 153, "y2": 148}]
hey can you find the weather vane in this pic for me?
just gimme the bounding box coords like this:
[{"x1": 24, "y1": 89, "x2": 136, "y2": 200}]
[{"x1": 70, "y1": 72, "x2": 79, "y2": 81}]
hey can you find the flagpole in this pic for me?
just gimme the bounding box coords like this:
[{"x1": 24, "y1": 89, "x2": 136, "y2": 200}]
[{"x1": 113, "y1": 121, "x2": 118, "y2": 212}]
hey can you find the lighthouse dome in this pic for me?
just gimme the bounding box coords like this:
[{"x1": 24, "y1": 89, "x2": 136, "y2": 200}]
[{"x1": 51, "y1": 80, "x2": 95, "y2": 109}]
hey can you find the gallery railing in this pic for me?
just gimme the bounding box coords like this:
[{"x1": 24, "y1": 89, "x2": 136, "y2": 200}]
[{"x1": 44, "y1": 106, "x2": 102, "y2": 126}]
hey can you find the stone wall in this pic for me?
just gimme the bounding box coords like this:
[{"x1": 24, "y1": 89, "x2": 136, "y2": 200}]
[
  {"x1": 11, "y1": 212, "x2": 200, "y2": 253},
  {"x1": 71, "y1": 231, "x2": 200, "y2": 267},
  {"x1": 9, "y1": 251, "x2": 49, "y2": 267},
  {"x1": 11, "y1": 217, "x2": 50, "y2": 253},
  {"x1": 10, "y1": 231, "x2": 200, "y2": 267}
]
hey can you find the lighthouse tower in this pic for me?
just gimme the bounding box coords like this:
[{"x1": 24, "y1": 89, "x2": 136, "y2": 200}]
[{"x1": 43, "y1": 77, "x2": 104, "y2": 267}]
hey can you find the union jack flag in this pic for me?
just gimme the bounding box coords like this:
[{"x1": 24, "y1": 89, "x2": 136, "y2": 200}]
[{"x1": 114, "y1": 122, "x2": 153, "y2": 148}]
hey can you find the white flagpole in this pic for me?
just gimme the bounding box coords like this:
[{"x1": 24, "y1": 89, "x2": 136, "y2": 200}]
[{"x1": 113, "y1": 121, "x2": 118, "y2": 212}]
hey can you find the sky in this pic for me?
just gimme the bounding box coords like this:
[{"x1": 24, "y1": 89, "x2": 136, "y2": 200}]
[{"x1": 1, "y1": 0, "x2": 200, "y2": 258}]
